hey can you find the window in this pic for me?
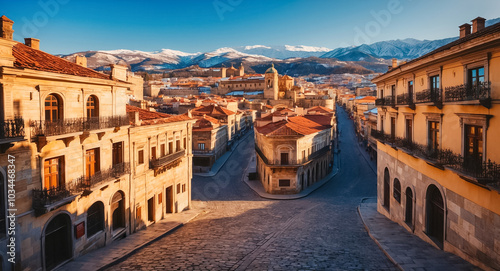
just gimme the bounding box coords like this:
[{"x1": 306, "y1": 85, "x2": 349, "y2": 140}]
[
  {"x1": 177, "y1": 183, "x2": 181, "y2": 194},
  {"x1": 151, "y1": 146, "x2": 156, "y2": 161},
  {"x1": 464, "y1": 125, "x2": 483, "y2": 172},
  {"x1": 280, "y1": 153, "x2": 289, "y2": 165},
  {"x1": 391, "y1": 85, "x2": 396, "y2": 98},
  {"x1": 390, "y1": 117, "x2": 396, "y2": 139},
  {"x1": 44, "y1": 94, "x2": 61, "y2": 122},
  {"x1": 158, "y1": 193, "x2": 163, "y2": 204},
  {"x1": 428, "y1": 121, "x2": 439, "y2": 154},
  {"x1": 169, "y1": 142, "x2": 173, "y2": 154},
  {"x1": 408, "y1": 81, "x2": 414, "y2": 102},
  {"x1": 383, "y1": 168, "x2": 390, "y2": 209},
  {"x1": 302, "y1": 150, "x2": 306, "y2": 162},
  {"x1": 138, "y1": 150, "x2": 144, "y2": 165},
  {"x1": 183, "y1": 138, "x2": 187, "y2": 149},
  {"x1": 136, "y1": 206, "x2": 141, "y2": 221},
  {"x1": 86, "y1": 95, "x2": 98, "y2": 118},
  {"x1": 430, "y1": 75, "x2": 440, "y2": 98},
  {"x1": 86, "y1": 148, "x2": 100, "y2": 178},
  {"x1": 468, "y1": 67, "x2": 484, "y2": 86},
  {"x1": 279, "y1": 179, "x2": 290, "y2": 187},
  {"x1": 393, "y1": 179, "x2": 401, "y2": 203},
  {"x1": 112, "y1": 142, "x2": 123, "y2": 166},
  {"x1": 147, "y1": 197, "x2": 155, "y2": 222},
  {"x1": 198, "y1": 143, "x2": 205, "y2": 150},
  {"x1": 87, "y1": 202, "x2": 104, "y2": 237},
  {"x1": 44, "y1": 157, "x2": 63, "y2": 189},
  {"x1": 380, "y1": 117, "x2": 384, "y2": 133},
  {"x1": 405, "y1": 187, "x2": 413, "y2": 225},
  {"x1": 405, "y1": 119, "x2": 412, "y2": 142},
  {"x1": 176, "y1": 140, "x2": 180, "y2": 152},
  {"x1": 161, "y1": 144, "x2": 166, "y2": 157},
  {"x1": 182, "y1": 184, "x2": 186, "y2": 193}
]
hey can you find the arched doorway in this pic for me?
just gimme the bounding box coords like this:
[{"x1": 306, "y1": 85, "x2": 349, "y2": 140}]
[
  {"x1": 405, "y1": 187, "x2": 413, "y2": 226},
  {"x1": 426, "y1": 185, "x2": 444, "y2": 245},
  {"x1": 383, "y1": 168, "x2": 390, "y2": 210},
  {"x1": 44, "y1": 213, "x2": 72, "y2": 270},
  {"x1": 111, "y1": 191, "x2": 125, "y2": 232},
  {"x1": 87, "y1": 201, "x2": 104, "y2": 238}
]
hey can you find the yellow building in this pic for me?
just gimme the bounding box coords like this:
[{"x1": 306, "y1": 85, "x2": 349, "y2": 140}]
[
  {"x1": 372, "y1": 17, "x2": 500, "y2": 270},
  {"x1": 0, "y1": 16, "x2": 194, "y2": 271}
]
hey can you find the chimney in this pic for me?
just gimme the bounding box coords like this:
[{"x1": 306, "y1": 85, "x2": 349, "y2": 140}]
[
  {"x1": 472, "y1": 17, "x2": 486, "y2": 33},
  {"x1": 0, "y1": 15, "x2": 14, "y2": 40},
  {"x1": 24, "y1": 38, "x2": 40, "y2": 50},
  {"x1": 75, "y1": 55, "x2": 87, "y2": 67},
  {"x1": 127, "y1": 111, "x2": 140, "y2": 126},
  {"x1": 392, "y1": 58, "x2": 398, "y2": 68},
  {"x1": 110, "y1": 64, "x2": 128, "y2": 81},
  {"x1": 459, "y1": 23, "x2": 471, "y2": 38}
]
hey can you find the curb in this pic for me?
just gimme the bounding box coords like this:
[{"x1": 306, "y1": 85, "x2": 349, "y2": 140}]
[
  {"x1": 193, "y1": 130, "x2": 254, "y2": 177},
  {"x1": 96, "y1": 211, "x2": 202, "y2": 271},
  {"x1": 357, "y1": 200, "x2": 403, "y2": 271}
]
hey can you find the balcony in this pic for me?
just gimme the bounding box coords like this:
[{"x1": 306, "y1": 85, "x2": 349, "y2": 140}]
[
  {"x1": 415, "y1": 89, "x2": 442, "y2": 108},
  {"x1": 255, "y1": 145, "x2": 330, "y2": 167},
  {"x1": 371, "y1": 130, "x2": 500, "y2": 186},
  {"x1": 384, "y1": 96, "x2": 396, "y2": 108},
  {"x1": 444, "y1": 81, "x2": 491, "y2": 108},
  {"x1": 0, "y1": 118, "x2": 25, "y2": 146},
  {"x1": 32, "y1": 183, "x2": 78, "y2": 216},
  {"x1": 151, "y1": 150, "x2": 186, "y2": 175},
  {"x1": 192, "y1": 149, "x2": 214, "y2": 155},
  {"x1": 30, "y1": 115, "x2": 129, "y2": 137},
  {"x1": 73, "y1": 162, "x2": 130, "y2": 193},
  {"x1": 396, "y1": 93, "x2": 415, "y2": 109},
  {"x1": 375, "y1": 98, "x2": 385, "y2": 106}
]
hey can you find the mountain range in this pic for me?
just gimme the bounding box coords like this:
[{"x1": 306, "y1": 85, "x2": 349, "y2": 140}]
[{"x1": 62, "y1": 18, "x2": 500, "y2": 75}]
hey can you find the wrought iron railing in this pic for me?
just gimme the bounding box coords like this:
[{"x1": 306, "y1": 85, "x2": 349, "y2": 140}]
[
  {"x1": 444, "y1": 81, "x2": 491, "y2": 102},
  {"x1": 150, "y1": 150, "x2": 186, "y2": 168},
  {"x1": 73, "y1": 162, "x2": 130, "y2": 191},
  {"x1": 396, "y1": 93, "x2": 414, "y2": 106},
  {"x1": 371, "y1": 130, "x2": 500, "y2": 182},
  {"x1": 375, "y1": 98, "x2": 385, "y2": 106},
  {"x1": 415, "y1": 88, "x2": 441, "y2": 104},
  {"x1": 30, "y1": 115, "x2": 129, "y2": 137},
  {"x1": 193, "y1": 149, "x2": 214, "y2": 154},
  {"x1": 0, "y1": 117, "x2": 25, "y2": 139},
  {"x1": 32, "y1": 183, "x2": 76, "y2": 212},
  {"x1": 384, "y1": 95, "x2": 395, "y2": 107},
  {"x1": 256, "y1": 145, "x2": 330, "y2": 166}
]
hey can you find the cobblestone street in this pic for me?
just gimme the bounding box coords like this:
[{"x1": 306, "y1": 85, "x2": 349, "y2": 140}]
[{"x1": 107, "y1": 107, "x2": 397, "y2": 270}]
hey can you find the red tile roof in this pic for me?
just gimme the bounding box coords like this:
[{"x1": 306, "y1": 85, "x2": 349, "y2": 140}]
[
  {"x1": 307, "y1": 106, "x2": 333, "y2": 114},
  {"x1": 191, "y1": 105, "x2": 235, "y2": 116},
  {"x1": 126, "y1": 105, "x2": 192, "y2": 125},
  {"x1": 12, "y1": 43, "x2": 111, "y2": 80},
  {"x1": 256, "y1": 116, "x2": 331, "y2": 136}
]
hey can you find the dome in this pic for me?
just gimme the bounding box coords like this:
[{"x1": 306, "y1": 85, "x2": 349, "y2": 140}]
[{"x1": 265, "y1": 63, "x2": 277, "y2": 74}]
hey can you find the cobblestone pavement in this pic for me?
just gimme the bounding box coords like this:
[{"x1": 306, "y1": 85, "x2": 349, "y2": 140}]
[{"x1": 107, "y1": 108, "x2": 398, "y2": 271}]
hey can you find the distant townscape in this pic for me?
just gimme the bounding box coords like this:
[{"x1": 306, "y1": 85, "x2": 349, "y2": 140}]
[{"x1": 0, "y1": 11, "x2": 499, "y2": 271}]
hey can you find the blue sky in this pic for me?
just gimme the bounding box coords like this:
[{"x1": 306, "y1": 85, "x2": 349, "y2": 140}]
[{"x1": 2, "y1": 0, "x2": 500, "y2": 54}]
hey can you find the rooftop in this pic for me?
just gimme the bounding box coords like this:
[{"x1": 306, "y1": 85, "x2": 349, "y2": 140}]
[{"x1": 256, "y1": 115, "x2": 331, "y2": 136}]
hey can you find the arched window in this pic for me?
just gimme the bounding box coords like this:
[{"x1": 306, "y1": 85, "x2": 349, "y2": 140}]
[
  {"x1": 87, "y1": 201, "x2": 104, "y2": 237},
  {"x1": 393, "y1": 178, "x2": 401, "y2": 203},
  {"x1": 426, "y1": 185, "x2": 444, "y2": 245},
  {"x1": 111, "y1": 191, "x2": 125, "y2": 231},
  {"x1": 86, "y1": 95, "x2": 99, "y2": 119},
  {"x1": 383, "y1": 168, "x2": 390, "y2": 209},
  {"x1": 405, "y1": 187, "x2": 413, "y2": 225},
  {"x1": 45, "y1": 94, "x2": 61, "y2": 122}
]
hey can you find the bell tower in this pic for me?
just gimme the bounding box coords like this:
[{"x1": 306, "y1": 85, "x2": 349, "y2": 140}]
[{"x1": 264, "y1": 64, "x2": 279, "y2": 100}]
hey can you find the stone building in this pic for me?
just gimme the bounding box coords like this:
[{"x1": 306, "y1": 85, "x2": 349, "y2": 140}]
[
  {"x1": 372, "y1": 17, "x2": 500, "y2": 270},
  {"x1": 192, "y1": 116, "x2": 228, "y2": 173},
  {"x1": 221, "y1": 64, "x2": 244, "y2": 78},
  {"x1": 190, "y1": 104, "x2": 236, "y2": 141},
  {"x1": 0, "y1": 16, "x2": 194, "y2": 271},
  {"x1": 254, "y1": 114, "x2": 334, "y2": 194}
]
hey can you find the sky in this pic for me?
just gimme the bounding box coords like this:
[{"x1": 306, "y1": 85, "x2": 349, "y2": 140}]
[{"x1": 2, "y1": 0, "x2": 500, "y2": 54}]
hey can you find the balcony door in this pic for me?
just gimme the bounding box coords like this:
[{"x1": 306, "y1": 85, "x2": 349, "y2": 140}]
[
  {"x1": 112, "y1": 142, "x2": 123, "y2": 166},
  {"x1": 45, "y1": 94, "x2": 61, "y2": 122},
  {"x1": 86, "y1": 148, "x2": 99, "y2": 179},
  {"x1": 408, "y1": 81, "x2": 414, "y2": 103},
  {"x1": 390, "y1": 117, "x2": 396, "y2": 140},
  {"x1": 44, "y1": 157, "x2": 62, "y2": 190},
  {"x1": 280, "y1": 153, "x2": 289, "y2": 165},
  {"x1": 464, "y1": 125, "x2": 483, "y2": 173}
]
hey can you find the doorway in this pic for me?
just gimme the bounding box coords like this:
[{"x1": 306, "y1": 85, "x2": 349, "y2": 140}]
[
  {"x1": 165, "y1": 186, "x2": 173, "y2": 214},
  {"x1": 44, "y1": 214, "x2": 72, "y2": 270}
]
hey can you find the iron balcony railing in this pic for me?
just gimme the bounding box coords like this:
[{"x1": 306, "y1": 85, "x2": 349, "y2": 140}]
[
  {"x1": 32, "y1": 182, "x2": 77, "y2": 215},
  {"x1": 192, "y1": 149, "x2": 214, "y2": 154},
  {"x1": 444, "y1": 81, "x2": 491, "y2": 102},
  {"x1": 396, "y1": 93, "x2": 414, "y2": 106},
  {"x1": 73, "y1": 162, "x2": 130, "y2": 191},
  {"x1": 415, "y1": 88, "x2": 441, "y2": 104},
  {"x1": 371, "y1": 130, "x2": 500, "y2": 183},
  {"x1": 30, "y1": 115, "x2": 129, "y2": 137},
  {"x1": 0, "y1": 117, "x2": 25, "y2": 139},
  {"x1": 384, "y1": 95, "x2": 395, "y2": 107},
  {"x1": 150, "y1": 149, "x2": 186, "y2": 169},
  {"x1": 255, "y1": 145, "x2": 330, "y2": 166},
  {"x1": 375, "y1": 98, "x2": 385, "y2": 106}
]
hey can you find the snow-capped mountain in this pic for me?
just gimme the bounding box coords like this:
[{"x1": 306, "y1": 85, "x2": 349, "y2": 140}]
[{"x1": 232, "y1": 45, "x2": 331, "y2": 59}]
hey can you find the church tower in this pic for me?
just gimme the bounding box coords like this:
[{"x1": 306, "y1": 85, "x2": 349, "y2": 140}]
[
  {"x1": 238, "y1": 63, "x2": 244, "y2": 76},
  {"x1": 264, "y1": 63, "x2": 279, "y2": 100}
]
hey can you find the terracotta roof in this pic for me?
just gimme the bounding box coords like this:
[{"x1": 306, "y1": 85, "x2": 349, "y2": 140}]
[
  {"x1": 126, "y1": 105, "x2": 192, "y2": 125},
  {"x1": 191, "y1": 105, "x2": 235, "y2": 116},
  {"x1": 12, "y1": 43, "x2": 111, "y2": 80},
  {"x1": 307, "y1": 106, "x2": 333, "y2": 113},
  {"x1": 256, "y1": 116, "x2": 331, "y2": 136},
  {"x1": 303, "y1": 114, "x2": 333, "y2": 126}
]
